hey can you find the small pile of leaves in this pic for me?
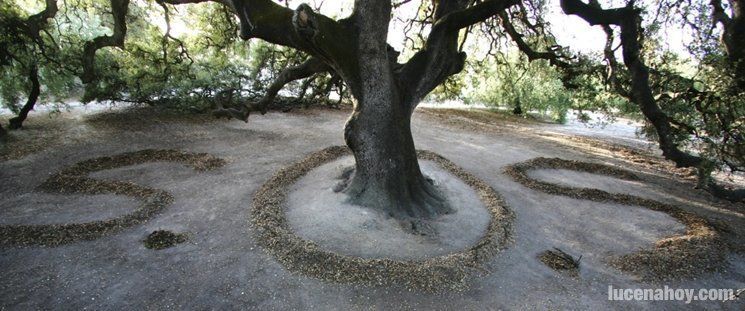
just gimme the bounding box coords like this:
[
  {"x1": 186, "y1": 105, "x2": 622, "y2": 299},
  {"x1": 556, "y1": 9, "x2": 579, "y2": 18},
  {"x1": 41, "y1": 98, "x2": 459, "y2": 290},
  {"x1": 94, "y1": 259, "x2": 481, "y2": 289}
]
[
  {"x1": 538, "y1": 248, "x2": 581, "y2": 275},
  {"x1": 143, "y1": 230, "x2": 188, "y2": 250}
]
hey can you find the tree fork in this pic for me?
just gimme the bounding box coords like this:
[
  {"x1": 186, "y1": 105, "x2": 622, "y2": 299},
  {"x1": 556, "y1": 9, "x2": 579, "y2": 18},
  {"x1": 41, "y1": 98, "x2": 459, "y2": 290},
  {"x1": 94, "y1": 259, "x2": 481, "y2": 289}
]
[{"x1": 335, "y1": 0, "x2": 457, "y2": 220}]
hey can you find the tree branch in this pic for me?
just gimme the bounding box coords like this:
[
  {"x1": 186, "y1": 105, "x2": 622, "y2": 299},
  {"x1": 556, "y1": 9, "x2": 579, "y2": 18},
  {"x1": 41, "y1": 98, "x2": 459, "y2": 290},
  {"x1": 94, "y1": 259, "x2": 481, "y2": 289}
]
[
  {"x1": 3, "y1": 0, "x2": 58, "y2": 130},
  {"x1": 225, "y1": 0, "x2": 356, "y2": 73},
  {"x1": 710, "y1": 0, "x2": 745, "y2": 87},
  {"x1": 213, "y1": 57, "x2": 331, "y2": 121},
  {"x1": 437, "y1": 0, "x2": 522, "y2": 31},
  {"x1": 599, "y1": 24, "x2": 629, "y2": 97},
  {"x1": 398, "y1": 0, "x2": 519, "y2": 109},
  {"x1": 8, "y1": 65, "x2": 40, "y2": 129},
  {"x1": 561, "y1": 0, "x2": 703, "y2": 167},
  {"x1": 25, "y1": 0, "x2": 59, "y2": 41},
  {"x1": 160, "y1": 0, "x2": 361, "y2": 90},
  {"x1": 498, "y1": 12, "x2": 570, "y2": 69},
  {"x1": 560, "y1": 0, "x2": 745, "y2": 202},
  {"x1": 81, "y1": 0, "x2": 130, "y2": 85},
  {"x1": 560, "y1": 0, "x2": 630, "y2": 25}
]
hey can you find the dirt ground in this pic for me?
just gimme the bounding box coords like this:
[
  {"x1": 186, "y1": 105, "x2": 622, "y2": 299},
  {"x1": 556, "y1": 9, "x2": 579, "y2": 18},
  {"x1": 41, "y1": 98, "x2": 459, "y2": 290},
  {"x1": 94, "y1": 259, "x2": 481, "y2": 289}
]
[{"x1": 1, "y1": 106, "x2": 743, "y2": 310}]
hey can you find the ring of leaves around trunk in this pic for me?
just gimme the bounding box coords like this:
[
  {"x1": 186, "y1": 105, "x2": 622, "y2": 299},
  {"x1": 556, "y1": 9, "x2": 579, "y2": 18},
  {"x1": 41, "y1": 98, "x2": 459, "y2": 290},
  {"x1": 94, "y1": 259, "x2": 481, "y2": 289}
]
[
  {"x1": 0, "y1": 149, "x2": 226, "y2": 247},
  {"x1": 251, "y1": 146, "x2": 514, "y2": 291},
  {"x1": 504, "y1": 157, "x2": 726, "y2": 281}
]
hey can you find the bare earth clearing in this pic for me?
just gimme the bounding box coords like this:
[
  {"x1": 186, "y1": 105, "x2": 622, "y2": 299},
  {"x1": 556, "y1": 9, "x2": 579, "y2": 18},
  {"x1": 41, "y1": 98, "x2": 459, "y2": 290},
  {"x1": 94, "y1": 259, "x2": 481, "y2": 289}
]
[{"x1": 0, "y1": 106, "x2": 743, "y2": 309}]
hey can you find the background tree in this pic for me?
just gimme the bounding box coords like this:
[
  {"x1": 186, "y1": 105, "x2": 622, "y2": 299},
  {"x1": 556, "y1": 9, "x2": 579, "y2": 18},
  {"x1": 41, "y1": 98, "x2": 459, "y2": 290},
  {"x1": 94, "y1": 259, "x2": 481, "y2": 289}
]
[
  {"x1": 0, "y1": 0, "x2": 62, "y2": 130},
  {"x1": 0, "y1": 0, "x2": 346, "y2": 133}
]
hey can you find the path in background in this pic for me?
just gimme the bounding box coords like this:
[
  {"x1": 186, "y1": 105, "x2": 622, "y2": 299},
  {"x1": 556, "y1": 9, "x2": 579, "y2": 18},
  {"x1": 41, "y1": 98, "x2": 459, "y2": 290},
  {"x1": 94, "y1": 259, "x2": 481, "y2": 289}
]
[{"x1": 421, "y1": 101, "x2": 653, "y2": 150}]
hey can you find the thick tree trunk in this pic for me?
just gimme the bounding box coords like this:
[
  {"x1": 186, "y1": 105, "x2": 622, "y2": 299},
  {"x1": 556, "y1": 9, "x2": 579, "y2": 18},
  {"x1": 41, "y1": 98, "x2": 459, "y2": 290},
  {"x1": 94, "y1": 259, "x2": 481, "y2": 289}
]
[
  {"x1": 336, "y1": 1, "x2": 451, "y2": 220},
  {"x1": 8, "y1": 65, "x2": 40, "y2": 130},
  {"x1": 342, "y1": 91, "x2": 451, "y2": 220}
]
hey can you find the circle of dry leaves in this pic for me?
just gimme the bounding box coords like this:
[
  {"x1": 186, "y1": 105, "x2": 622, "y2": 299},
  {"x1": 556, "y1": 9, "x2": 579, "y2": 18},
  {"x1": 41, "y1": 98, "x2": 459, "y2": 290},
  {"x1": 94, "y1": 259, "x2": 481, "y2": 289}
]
[{"x1": 251, "y1": 146, "x2": 514, "y2": 291}]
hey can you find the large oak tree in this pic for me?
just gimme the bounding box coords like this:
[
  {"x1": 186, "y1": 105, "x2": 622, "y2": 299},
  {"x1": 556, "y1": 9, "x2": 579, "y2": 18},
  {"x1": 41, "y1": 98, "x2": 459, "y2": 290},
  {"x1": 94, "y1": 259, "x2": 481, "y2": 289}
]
[
  {"x1": 2, "y1": 0, "x2": 743, "y2": 207},
  {"x1": 215, "y1": 0, "x2": 521, "y2": 218}
]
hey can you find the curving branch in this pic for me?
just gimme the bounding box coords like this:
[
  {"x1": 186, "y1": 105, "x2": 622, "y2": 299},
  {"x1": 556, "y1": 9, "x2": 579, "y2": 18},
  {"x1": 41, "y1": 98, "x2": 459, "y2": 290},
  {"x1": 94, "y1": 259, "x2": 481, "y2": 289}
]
[
  {"x1": 213, "y1": 57, "x2": 331, "y2": 121},
  {"x1": 437, "y1": 0, "x2": 522, "y2": 31},
  {"x1": 599, "y1": 24, "x2": 628, "y2": 96},
  {"x1": 81, "y1": 0, "x2": 130, "y2": 85},
  {"x1": 226, "y1": 0, "x2": 356, "y2": 71},
  {"x1": 499, "y1": 13, "x2": 564, "y2": 66},
  {"x1": 497, "y1": 10, "x2": 593, "y2": 91},
  {"x1": 562, "y1": 0, "x2": 745, "y2": 202},
  {"x1": 560, "y1": 0, "x2": 629, "y2": 26},
  {"x1": 2, "y1": 0, "x2": 58, "y2": 130},
  {"x1": 163, "y1": 0, "x2": 359, "y2": 91},
  {"x1": 561, "y1": 0, "x2": 702, "y2": 167},
  {"x1": 8, "y1": 65, "x2": 40, "y2": 129},
  {"x1": 25, "y1": 0, "x2": 59, "y2": 42}
]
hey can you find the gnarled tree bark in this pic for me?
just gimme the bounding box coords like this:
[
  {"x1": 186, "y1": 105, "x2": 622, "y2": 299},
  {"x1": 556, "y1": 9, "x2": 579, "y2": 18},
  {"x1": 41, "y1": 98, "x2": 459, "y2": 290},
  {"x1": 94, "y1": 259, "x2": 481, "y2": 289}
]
[
  {"x1": 338, "y1": 1, "x2": 451, "y2": 219},
  {"x1": 336, "y1": 0, "x2": 518, "y2": 219}
]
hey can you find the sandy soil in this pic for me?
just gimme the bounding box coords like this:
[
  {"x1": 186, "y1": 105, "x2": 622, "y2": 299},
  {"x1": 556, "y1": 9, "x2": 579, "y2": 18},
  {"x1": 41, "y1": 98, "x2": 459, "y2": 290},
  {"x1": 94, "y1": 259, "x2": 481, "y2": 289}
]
[
  {"x1": 0, "y1": 106, "x2": 743, "y2": 309},
  {"x1": 286, "y1": 156, "x2": 492, "y2": 260}
]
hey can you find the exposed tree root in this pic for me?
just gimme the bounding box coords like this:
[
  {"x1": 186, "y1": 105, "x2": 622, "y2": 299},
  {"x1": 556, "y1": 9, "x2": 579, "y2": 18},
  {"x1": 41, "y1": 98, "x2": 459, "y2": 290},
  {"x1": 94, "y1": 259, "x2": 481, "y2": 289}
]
[
  {"x1": 341, "y1": 169, "x2": 454, "y2": 222},
  {"x1": 251, "y1": 146, "x2": 514, "y2": 291},
  {"x1": 0, "y1": 149, "x2": 225, "y2": 247},
  {"x1": 505, "y1": 157, "x2": 726, "y2": 281},
  {"x1": 333, "y1": 166, "x2": 451, "y2": 235}
]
